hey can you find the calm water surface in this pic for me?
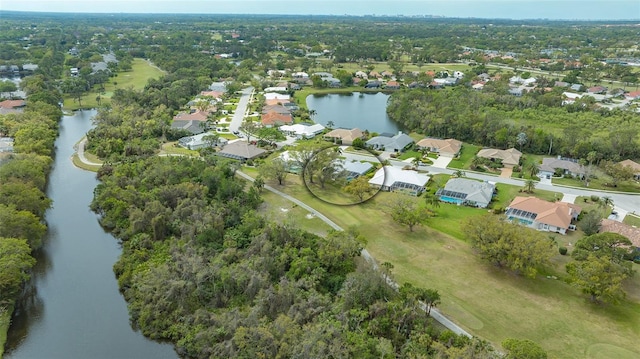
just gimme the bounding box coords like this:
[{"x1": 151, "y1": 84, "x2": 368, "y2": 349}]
[
  {"x1": 5, "y1": 110, "x2": 177, "y2": 359},
  {"x1": 307, "y1": 92, "x2": 404, "y2": 134}
]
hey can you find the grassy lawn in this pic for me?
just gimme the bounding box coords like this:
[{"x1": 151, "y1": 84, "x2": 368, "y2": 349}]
[
  {"x1": 448, "y1": 144, "x2": 480, "y2": 169},
  {"x1": 239, "y1": 168, "x2": 640, "y2": 358},
  {"x1": 397, "y1": 150, "x2": 422, "y2": 160},
  {"x1": 63, "y1": 58, "x2": 165, "y2": 110},
  {"x1": 624, "y1": 214, "x2": 640, "y2": 227},
  {"x1": 160, "y1": 142, "x2": 200, "y2": 156},
  {"x1": 553, "y1": 176, "x2": 640, "y2": 194},
  {"x1": 71, "y1": 153, "x2": 101, "y2": 172},
  {"x1": 493, "y1": 183, "x2": 562, "y2": 208},
  {"x1": 0, "y1": 305, "x2": 12, "y2": 358}
]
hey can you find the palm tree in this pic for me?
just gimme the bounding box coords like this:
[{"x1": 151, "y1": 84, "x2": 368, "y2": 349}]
[
  {"x1": 516, "y1": 132, "x2": 528, "y2": 151},
  {"x1": 524, "y1": 160, "x2": 539, "y2": 178},
  {"x1": 600, "y1": 196, "x2": 614, "y2": 215},
  {"x1": 308, "y1": 109, "x2": 317, "y2": 121},
  {"x1": 412, "y1": 156, "x2": 421, "y2": 169},
  {"x1": 524, "y1": 179, "x2": 536, "y2": 193},
  {"x1": 424, "y1": 192, "x2": 440, "y2": 209},
  {"x1": 453, "y1": 170, "x2": 465, "y2": 178},
  {"x1": 326, "y1": 120, "x2": 334, "y2": 129}
]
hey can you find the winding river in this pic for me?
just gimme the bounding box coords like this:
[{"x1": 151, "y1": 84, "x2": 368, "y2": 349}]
[{"x1": 5, "y1": 110, "x2": 176, "y2": 359}]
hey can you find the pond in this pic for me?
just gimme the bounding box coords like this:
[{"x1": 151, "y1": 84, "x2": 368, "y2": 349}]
[{"x1": 306, "y1": 92, "x2": 405, "y2": 135}]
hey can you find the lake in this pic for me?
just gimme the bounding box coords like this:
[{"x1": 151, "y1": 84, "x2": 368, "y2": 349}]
[
  {"x1": 306, "y1": 92, "x2": 404, "y2": 135},
  {"x1": 5, "y1": 110, "x2": 177, "y2": 359}
]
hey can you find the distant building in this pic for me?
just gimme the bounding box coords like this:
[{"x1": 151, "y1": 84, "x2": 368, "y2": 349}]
[
  {"x1": 279, "y1": 123, "x2": 325, "y2": 139},
  {"x1": 366, "y1": 132, "x2": 414, "y2": 152},
  {"x1": 323, "y1": 128, "x2": 364, "y2": 146},
  {"x1": 415, "y1": 138, "x2": 462, "y2": 157},
  {"x1": 538, "y1": 157, "x2": 585, "y2": 178},
  {"x1": 178, "y1": 132, "x2": 228, "y2": 150},
  {"x1": 217, "y1": 141, "x2": 267, "y2": 162}
]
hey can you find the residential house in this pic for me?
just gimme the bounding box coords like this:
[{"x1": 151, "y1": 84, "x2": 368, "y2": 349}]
[
  {"x1": 619, "y1": 159, "x2": 640, "y2": 180},
  {"x1": 569, "y1": 83, "x2": 583, "y2": 92},
  {"x1": 453, "y1": 71, "x2": 465, "y2": 79},
  {"x1": 366, "y1": 132, "x2": 414, "y2": 153},
  {"x1": 217, "y1": 140, "x2": 267, "y2": 162},
  {"x1": 508, "y1": 87, "x2": 524, "y2": 96},
  {"x1": 262, "y1": 104, "x2": 291, "y2": 115},
  {"x1": 385, "y1": 81, "x2": 401, "y2": 89},
  {"x1": 436, "y1": 178, "x2": 495, "y2": 208},
  {"x1": 433, "y1": 78, "x2": 458, "y2": 86},
  {"x1": 264, "y1": 86, "x2": 289, "y2": 93},
  {"x1": 472, "y1": 82, "x2": 485, "y2": 90},
  {"x1": 587, "y1": 85, "x2": 607, "y2": 94},
  {"x1": 355, "y1": 71, "x2": 368, "y2": 79},
  {"x1": 0, "y1": 99, "x2": 26, "y2": 110},
  {"x1": 625, "y1": 91, "x2": 640, "y2": 101},
  {"x1": 342, "y1": 160, "x2": 374, "y2": 180},
  {"x1": 368, "y1": 166, "x2": 430, "y2": 196},
  {"x1": 171, "y1": 110, "x2": 210, "y2": 135},
  {"x1": 600, "y1": 219, "x2": 640, "y2": 251},
  {"x1": 380, "y1": 71, "x2": 393, "y2": 78},
  {"x1": 509, "y1": 76, "x2": 536, "y2": 85},
  {"x1": 506, "y1": 196, "x2": 581, "y2": 235},
  {"x1": 279, "y1": 123, "x2": 325, "y2": 139},
  {"x1": 323, "y1": 128, "x2": 364, "y2": 146},
  {"x1": 200, "y1": 90, "x2": 224, "y2": 100},
  {"x1": 292, "y1": 72, "x2": 309, "y2": 79},
  {"x1": 364, "y1": 81, "x2": 381, "y2": 89},
  {"x1": 554, "y1": 81, "x2": 570, "y2": 88},
  {"x1": 22, "y1": 63, "x2": 38, "y2": 72},
  {"x1": 476, "y1": 147, "x2": 522, "y2": 168},
  {"x1": 415, "y1": 138, "x2": 462, "y2": 157},
  {"x1": 261, "y1": 111, "x2": 293, "y2": 127},
  {"x1": 562, "y1": 92, "x2": 582, "y2": 105},
  {"x1": 538, "y1": 157, "x2": 585, "y2": 178},
  {"x1": 0, "y1": 137, "x2": 14, "y2": 153},
  {"x1": 178, "y1": 132, "x2": 228, "y2": 150},
  {"x1": 477, "y1": 73, "x2": 491, "y2": 81}
]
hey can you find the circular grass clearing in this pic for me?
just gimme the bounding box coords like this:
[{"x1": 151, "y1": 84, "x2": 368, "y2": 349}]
[{"x1": 587, "y1": 343, "x2": 639, "y2": 359}]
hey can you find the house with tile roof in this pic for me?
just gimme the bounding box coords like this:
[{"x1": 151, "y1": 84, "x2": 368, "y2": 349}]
[
  {"x1": 369, "y1": 166, "x2": 430, "y2": 196},
  {"x1": 171, "y1": 110, "x2": 210, "y2": 134},
  {"x1": 217, "y1": 140, "x2": 267, "y2": 162},
  {"x1": 323, "y1": 128, "x2": 364, "y2": 146},
  {"x1": 625, "y1": 90, "x2": 640, "y2": 101},
  {"x1": 366, "y1": 132, "x2": 414, "y2": 153},
  {"x1": 538, "y1": 157, "x2": 585, "y2": 178},
  {"x1": 619, "y1": 159, "x2": 640, "y2": 180},
  {"x1": 261, "y1": 111, "x2": 293, "y2": 127},
  {"x1": 436, "y1": 178, "x2": 495, "y2": 208},
  {"x1": 476, "y1": 147, "x2": 522, "y2": 168},
  {"x1": 262, "y1": 104, "x2": 291, "y2": 115},
  {"x1": 0, "y1": 99, "x2": 26, "y2": 110},
  {"x1": 506, "y1": 197, "x2": 581, "y2": 235},
  {"x1": 415, "y1": 138, "x2": 462, "y2": 157},
  {"x1": 600, "y1": 219, "x2": 640, "y2": 250}
]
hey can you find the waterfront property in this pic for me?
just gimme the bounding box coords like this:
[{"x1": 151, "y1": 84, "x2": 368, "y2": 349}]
[
  {"x1": 436, "y1": 177, "x2": 495, "y2": 208},
  {"x1": 415, "y1": 137, "x2": 462, "y2": 157},
  {"x1": 279, "y1": 123, "x2": 325, "y2": 139},
  {"x1": 323, "y1": 128, "x2": 364, "y2": 146},
  {"x1": 366, "y1": 132, "x2": 414, "y2": 152},
  {"x1": 368, "y1": 166, "x2": 430, "y2": 196},
  {"x1": 506, "y1": 196, "x2": 581, "y2": 235},
  {"x1": 476, "y1": 147, "x2": 522, "y2": 168}
]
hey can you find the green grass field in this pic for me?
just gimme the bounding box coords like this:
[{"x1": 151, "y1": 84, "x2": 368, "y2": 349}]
[
  {"x1": 553, "y1": 176, "x2": 640, "y2": 193},
  {"x1": 240, "y1": 168, "x2": 640, "y2": 358},
  {"x1": 63, "y1": 58, "x2": 165, "y2": 110},
  {"x1": 448, "y1": 144, "x2": 480, "y2": 169},
  {"x1": 0, "y1": 305, "x2": 12, "y2": 359},
  {"x1": 623, "y1": 214, "x2": 640, "y2": 227}
]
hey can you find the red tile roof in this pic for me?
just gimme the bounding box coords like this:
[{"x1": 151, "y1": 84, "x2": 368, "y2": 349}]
[
  {"x1": 0, "y1": 99, "x2": 26, "y2": 109},
  {"x1": 261, "y1": 111, "x2": 293, "y2": 126}
]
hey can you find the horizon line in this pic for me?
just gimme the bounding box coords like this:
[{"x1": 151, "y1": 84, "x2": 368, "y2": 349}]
[{"x1": 1, "y1": 10, "x2": 639, "y2": 22}]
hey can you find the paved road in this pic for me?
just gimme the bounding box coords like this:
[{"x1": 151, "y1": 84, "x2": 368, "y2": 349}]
[
  {"x1": 228, "y1": 87, "x2": 254, "y2": 133},
  {"x1": 75, "y1": 137, "x2": 102, "y2": 166},
  {"x1": 236, "y1": 170, "x2": 472, "y2": 337}
]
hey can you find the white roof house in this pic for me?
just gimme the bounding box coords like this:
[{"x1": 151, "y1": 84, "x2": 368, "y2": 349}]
[
  {"x1": 279, "y1": 123, "x2": 326, "y2": 139},
  {"x1": 178, "y1": 132, "x2": 228, "y2": 150},
  {"x1": 264, "y1": 86, "x2": 289, "y2": 93},
  {"x1": 292, "y1": 72, "x2": 309, "y2": 79},
  {"x1": 264, "y1": 93, "x2": 291, "y2": 101},
  {"x1": 369, "y1": 166, "x2": 430, "y2": 196},
  {"x1": 509, "y1": 76, "x2": 537, "y2": 85}
]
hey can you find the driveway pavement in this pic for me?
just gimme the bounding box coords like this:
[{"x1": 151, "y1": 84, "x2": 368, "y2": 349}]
[
  {"x1": 560, "y1": 193, "x2": 578, "y2": 204},
  {"x1": 431, "y1": 156, "x2": 453, "y2": 169}
]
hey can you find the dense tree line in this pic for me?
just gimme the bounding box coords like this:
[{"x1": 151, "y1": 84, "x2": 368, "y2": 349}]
[
  {"x1": 0, "y1": 71, "x2": 63, "y2": 306},
  {"x1": 387, "y1": 86, "x2": 640, "y2": 162},
  {"x1": 90, "y1": 155, "x2": 497, "y2": 358}
]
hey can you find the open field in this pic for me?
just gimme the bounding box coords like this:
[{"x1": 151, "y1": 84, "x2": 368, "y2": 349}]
[
  {"x1": 0, "y1": 305, "x2": 11, "y2": 358},
  {"x1": 553, "y1": 176, "x2": 640, "y2": 193},
  {"x1": 448, "y1": 144, "x2": 480, "y2": 169},
  {"x1": 159, "y1": 142, "x2": 200, "y2": 156},
  {"x1": 63, "y1": 59, "x2": 165, "y2": 110},
  {"x1": 241, "y1": 168, "x2": 640, "y2": 358},
  {"x1": 624, "y1": 214, "x2": 640, "y2": 227}
]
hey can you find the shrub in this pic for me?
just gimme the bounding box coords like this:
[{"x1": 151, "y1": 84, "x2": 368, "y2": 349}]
[
  {"x1": 559, "y1": 247, "x2": 568, "y2": 255},
  {"x1": 590, "y1": 195, "x2": 600, "y2": 202}
]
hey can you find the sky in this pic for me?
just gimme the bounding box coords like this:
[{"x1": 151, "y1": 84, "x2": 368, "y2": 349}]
[{"x1": 1, "y1": 0, "x2": 639, "y2": 20}]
